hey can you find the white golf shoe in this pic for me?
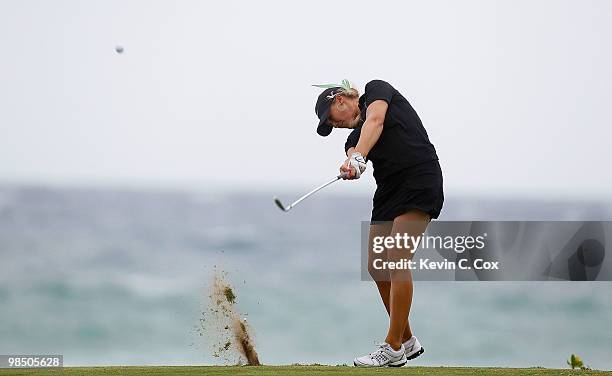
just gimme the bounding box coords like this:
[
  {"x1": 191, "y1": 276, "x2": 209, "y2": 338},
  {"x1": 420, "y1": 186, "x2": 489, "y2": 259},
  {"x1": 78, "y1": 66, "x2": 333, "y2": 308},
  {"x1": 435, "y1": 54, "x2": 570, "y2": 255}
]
[
  {"x1": 403, "y1": 336, "x2": 425, "y2": 360},
  {"x1": 353, "y1": 343, "x2": 407, "y2": 367}
]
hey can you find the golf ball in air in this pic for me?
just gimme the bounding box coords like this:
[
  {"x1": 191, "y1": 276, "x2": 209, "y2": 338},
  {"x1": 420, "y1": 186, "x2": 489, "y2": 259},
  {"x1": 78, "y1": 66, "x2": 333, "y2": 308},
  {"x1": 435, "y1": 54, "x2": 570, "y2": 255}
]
[{"x1": 115, "y1": 46, "x2": 124, "y2": 54}]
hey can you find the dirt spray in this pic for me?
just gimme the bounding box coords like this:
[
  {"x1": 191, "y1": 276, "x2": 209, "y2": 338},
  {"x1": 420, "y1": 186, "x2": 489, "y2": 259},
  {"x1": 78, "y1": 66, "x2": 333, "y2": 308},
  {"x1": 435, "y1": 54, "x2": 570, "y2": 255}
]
[{"x1": 197, "y1": 271, "x2": 260, "y2": 365}]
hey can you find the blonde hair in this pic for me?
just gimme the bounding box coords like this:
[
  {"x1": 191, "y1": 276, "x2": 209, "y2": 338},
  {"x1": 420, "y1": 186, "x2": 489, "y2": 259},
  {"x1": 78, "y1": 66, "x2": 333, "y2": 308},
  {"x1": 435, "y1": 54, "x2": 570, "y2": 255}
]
[{"x1": 335, "y1": 87, "x2": 359, "y2": 100}]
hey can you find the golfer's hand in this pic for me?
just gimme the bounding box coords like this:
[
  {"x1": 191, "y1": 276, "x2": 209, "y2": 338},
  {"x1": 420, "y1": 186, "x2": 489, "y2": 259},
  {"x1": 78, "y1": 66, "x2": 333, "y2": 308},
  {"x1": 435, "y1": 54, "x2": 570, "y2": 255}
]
[
  {"x1": 340, "y1": 159, "x2": 356, "y2": 179},
  {"x1": 340, "y1": 152, "x2": 366, "y2": 179}
]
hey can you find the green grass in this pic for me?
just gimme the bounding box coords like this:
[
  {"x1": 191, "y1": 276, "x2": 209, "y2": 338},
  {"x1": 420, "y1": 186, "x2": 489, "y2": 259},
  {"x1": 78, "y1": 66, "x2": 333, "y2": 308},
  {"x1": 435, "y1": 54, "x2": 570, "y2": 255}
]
[{"x1": 0, "y1": 366, "x2": 610, "y2": 376}]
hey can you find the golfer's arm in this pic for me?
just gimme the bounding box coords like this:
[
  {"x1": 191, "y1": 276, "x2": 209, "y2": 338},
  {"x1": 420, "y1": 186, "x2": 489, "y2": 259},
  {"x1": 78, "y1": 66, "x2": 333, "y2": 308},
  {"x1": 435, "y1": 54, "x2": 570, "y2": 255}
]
[{"x1": 353, "y1": 100, "x2": 388, "y2": 158}]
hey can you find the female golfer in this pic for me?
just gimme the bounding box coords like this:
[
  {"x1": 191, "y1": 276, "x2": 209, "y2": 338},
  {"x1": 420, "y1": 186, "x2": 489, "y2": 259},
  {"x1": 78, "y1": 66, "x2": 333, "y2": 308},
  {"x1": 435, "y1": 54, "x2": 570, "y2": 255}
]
[{"x1": 314, "y1": 80, "x2": 444, "y2": 367}]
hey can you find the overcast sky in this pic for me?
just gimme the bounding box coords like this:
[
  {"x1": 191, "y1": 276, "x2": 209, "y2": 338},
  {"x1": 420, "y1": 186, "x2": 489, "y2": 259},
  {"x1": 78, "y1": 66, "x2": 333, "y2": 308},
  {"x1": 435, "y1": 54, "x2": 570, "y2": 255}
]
[{"x1": 1, "y1": 0, "x2": 611, "y2": 199}]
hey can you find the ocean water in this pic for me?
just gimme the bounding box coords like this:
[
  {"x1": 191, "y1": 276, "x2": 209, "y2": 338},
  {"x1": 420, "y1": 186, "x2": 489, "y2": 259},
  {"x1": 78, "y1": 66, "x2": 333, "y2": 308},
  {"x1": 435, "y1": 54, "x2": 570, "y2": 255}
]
[{"x1": 0, "y1": 185, "x2": 611, "y2": 369}]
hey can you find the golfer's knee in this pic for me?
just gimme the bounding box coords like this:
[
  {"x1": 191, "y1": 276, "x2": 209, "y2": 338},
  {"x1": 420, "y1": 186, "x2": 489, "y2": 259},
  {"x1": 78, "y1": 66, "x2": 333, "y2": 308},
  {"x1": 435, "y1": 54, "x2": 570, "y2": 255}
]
[
  {"x1": 367, "y1": 257, "x2": 389, "y2": 281},
  {"x1": 386, "y1": 249, "x2": 413, "y2": 281}
]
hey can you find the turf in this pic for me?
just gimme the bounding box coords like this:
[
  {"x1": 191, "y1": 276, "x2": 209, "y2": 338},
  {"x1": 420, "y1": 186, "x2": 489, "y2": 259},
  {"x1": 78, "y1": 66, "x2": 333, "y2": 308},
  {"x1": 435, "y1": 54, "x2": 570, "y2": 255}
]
[{"x1": 0, "y1": 366, "x2": 610, "y2": 376}]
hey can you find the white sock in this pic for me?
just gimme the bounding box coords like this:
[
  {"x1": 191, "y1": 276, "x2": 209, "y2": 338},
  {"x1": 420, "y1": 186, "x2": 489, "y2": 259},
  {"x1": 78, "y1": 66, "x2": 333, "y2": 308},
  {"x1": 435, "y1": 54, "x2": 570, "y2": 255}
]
[
  {"x1": 403, "y1": 336, "x2": 416, "y2": 346},
  {"x1": 385, "y1": 343, "x2": 404, "y2": 354}
]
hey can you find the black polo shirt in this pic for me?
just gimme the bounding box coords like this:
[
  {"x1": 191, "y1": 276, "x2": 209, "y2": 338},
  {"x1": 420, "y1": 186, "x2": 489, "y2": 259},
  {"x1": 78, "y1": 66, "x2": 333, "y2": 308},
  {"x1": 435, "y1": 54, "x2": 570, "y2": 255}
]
[{"x1": 344, "y1": 80, "x2": 439, "y2": 182}]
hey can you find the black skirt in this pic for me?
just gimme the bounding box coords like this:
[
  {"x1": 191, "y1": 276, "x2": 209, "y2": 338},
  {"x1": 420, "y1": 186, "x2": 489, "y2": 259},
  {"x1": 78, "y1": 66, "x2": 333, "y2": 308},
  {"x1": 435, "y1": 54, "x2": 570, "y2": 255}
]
[{"x1": 371, "y1": 159, "x2": 444, "y2": 223}]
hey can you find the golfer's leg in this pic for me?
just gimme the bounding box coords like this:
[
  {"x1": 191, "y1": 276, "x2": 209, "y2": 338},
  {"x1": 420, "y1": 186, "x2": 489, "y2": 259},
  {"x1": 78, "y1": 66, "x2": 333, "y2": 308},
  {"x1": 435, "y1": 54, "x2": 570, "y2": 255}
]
[
  {"x1": 384, "y1": 209, "x2": 430, "y2": 350},
  {"x1": 367, "y1": 222, "x2": 392, "y2": 300},
  {"x1": 368, "y1": 223, "x2": 413, "y2": 342}
]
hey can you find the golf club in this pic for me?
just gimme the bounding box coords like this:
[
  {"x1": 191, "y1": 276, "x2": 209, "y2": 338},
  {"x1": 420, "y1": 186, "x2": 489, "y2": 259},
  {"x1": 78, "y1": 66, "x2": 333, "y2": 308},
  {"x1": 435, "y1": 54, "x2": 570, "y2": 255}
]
[{"x1": 274, "y1": 172, "x2": 349, "y2": 212}]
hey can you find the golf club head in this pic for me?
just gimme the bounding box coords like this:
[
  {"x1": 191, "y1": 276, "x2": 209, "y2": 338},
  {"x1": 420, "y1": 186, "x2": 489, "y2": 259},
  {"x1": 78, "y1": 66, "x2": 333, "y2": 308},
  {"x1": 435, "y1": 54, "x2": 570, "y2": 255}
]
[{"x1": 273, "y1": 197, "x2": 289, "y2": 212}]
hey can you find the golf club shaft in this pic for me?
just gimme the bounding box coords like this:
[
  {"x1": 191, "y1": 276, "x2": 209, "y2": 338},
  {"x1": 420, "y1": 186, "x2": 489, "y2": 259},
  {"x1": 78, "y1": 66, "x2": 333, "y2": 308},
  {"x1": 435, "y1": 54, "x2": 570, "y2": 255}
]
[{"x1": 285, "y1": 174, "x2": 344, "y2": 211}]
